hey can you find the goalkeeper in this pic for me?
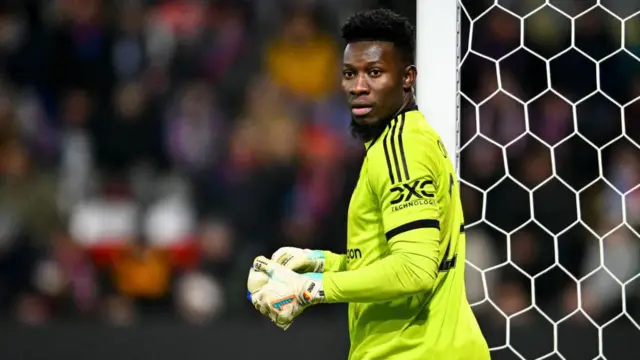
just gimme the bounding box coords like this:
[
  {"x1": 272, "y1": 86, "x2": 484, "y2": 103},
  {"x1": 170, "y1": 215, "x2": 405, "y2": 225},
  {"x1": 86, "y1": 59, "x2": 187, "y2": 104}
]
[{"x1": 249, "y1": 8, "x2": 490, "y2": 360}]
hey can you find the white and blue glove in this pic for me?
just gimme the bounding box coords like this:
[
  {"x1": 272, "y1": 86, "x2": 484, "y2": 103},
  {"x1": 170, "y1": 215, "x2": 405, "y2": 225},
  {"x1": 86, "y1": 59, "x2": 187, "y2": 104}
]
[
  {"x1": 271, "y1": 247, "x2": 326, "y2": 273},
  {"x1": 248, "y1": 256, "x2": 325, "y2": 330}
]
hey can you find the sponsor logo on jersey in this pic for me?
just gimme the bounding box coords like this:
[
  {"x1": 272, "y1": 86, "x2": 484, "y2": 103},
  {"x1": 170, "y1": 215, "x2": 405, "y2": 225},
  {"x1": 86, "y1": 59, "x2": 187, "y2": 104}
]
[
  {"x1": 389, "y1": 178, "x2": 436, "y2": 211},
  {"x1": 391, "y1": 199, "x2": 435, "y2": 212},
  {"x1": 347, "y1": 248, "x2": 362, "y2": 262}
]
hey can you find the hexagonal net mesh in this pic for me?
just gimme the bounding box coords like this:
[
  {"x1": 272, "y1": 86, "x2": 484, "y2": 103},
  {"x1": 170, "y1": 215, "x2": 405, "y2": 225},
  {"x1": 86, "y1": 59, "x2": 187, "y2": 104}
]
[{"x1": 456, "y1": 1, "x2": 640, "y2": 359}]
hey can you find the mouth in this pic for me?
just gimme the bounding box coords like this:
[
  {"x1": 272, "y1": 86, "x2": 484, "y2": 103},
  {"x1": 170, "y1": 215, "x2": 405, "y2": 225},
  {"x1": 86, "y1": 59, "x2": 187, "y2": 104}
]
[{"x1": 351, "y1": 105, "x2": 373, "y2": 117}]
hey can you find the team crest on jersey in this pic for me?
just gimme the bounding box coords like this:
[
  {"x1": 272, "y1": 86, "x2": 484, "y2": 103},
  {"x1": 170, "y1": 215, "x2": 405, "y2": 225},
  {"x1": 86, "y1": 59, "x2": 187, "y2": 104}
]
[{"x1": 437, "y1": 139, "x2": 448, "y2": 158}]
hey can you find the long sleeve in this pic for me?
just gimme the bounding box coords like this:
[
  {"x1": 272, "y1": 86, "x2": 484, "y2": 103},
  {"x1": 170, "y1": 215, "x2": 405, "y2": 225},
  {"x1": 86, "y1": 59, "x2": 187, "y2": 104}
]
[
  {"x1": 323, "y1": 227, "x2": 440, "y2": 302},
  {"x1": 323, "y1": 124, "x2": 448, "y2": 303}
]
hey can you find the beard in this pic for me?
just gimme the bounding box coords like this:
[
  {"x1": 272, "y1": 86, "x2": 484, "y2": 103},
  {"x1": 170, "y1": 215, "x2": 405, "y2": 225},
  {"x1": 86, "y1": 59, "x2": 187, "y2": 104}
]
[
  {"x1": 349, "y1": 117, "x2": 390, "y2": 143},
  {"x1": 350, "y1": 100, "x2": 418, "y2": 142}
]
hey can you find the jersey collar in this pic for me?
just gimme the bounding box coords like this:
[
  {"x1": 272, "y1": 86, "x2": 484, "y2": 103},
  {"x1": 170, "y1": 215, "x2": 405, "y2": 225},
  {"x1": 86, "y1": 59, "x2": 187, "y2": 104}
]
[{"x1": 364, "y1": 103, "x2": 419, "y2": 151}]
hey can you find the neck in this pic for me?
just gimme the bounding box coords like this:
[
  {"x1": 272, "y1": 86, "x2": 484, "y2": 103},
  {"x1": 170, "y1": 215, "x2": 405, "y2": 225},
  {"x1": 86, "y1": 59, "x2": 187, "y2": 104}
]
[
  {"x1": 393, "y1": 95, "x2": 417, "y2": 119},
  {"x1": 359, "y1": 96, "x2": 419, "y2": 148}
]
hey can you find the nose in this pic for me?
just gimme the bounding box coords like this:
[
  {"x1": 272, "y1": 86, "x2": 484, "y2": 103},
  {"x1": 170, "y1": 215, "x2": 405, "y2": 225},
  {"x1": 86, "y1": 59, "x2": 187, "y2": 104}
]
[{"x1": 350, "y1": 75, "x2": 369, "y2": 96}]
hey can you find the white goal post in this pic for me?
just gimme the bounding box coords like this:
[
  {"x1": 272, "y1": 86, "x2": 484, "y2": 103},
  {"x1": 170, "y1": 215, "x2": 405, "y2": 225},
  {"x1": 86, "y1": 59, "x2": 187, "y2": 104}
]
[
  {"x1": 416, "y1": 0, "x2": 460, "y2": 168},
  {"x1": 417, "y1": 1, "x2": 640, "y2": 359}
]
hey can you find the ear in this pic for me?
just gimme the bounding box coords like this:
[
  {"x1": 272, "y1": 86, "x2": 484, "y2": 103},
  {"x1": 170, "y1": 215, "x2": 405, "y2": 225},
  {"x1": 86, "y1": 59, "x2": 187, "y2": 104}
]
[{"x1": 403, "y1": 65, "x2": 417, "y2": 91}]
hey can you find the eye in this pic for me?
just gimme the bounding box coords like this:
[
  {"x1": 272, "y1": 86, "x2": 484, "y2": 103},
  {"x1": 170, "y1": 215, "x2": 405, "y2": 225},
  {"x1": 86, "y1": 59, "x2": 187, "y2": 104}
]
[
  {"x1": 368, "y1": 69, "x2": 382, "y2": 77},
  {"x1": 343, "y1": 70, "x2": 355, "y2": 79}
]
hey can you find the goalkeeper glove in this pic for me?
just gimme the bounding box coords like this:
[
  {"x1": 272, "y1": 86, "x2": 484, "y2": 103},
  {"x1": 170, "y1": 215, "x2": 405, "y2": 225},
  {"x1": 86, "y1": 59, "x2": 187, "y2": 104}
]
[
  {"x1": 271, "y1": 247, "x2": 325, "y2": 273},
  {"x1": 250, "y1": 255, "x2": 325, "y2": 330}
]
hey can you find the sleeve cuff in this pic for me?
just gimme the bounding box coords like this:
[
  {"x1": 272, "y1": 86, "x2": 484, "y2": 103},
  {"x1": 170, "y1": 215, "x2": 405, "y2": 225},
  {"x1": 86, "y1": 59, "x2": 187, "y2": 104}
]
[{"x1": 321, "y1": 251, "x2": 346, "y2": 272}]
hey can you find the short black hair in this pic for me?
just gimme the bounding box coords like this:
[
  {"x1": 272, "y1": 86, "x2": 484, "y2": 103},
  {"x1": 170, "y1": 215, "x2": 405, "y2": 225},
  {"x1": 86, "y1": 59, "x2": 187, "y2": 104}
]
[{"x1": 341, "y1": 9, "x2": 416, "y2": 65}]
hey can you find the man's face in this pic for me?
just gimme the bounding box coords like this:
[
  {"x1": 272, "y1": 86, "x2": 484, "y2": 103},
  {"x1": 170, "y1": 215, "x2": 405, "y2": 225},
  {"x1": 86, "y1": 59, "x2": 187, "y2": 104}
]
[{"x1": 342, "y1": 41, "x2": 408, "y2": 139}]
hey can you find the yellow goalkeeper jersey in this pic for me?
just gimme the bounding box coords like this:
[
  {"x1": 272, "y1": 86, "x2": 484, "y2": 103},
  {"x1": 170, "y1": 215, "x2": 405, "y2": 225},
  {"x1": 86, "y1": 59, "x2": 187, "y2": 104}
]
[{"x1": 322, "y1": 107, "x2": 490, "y2": 360}]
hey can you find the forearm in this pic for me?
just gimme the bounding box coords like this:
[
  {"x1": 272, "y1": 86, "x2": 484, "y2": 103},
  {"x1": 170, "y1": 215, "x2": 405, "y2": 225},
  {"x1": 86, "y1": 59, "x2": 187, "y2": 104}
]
[
  {"x1": 321, "y1": 251, "x2": 347, "y2": 272},
  {"x1": 322, "y1": 230, "x2": 440, "y2": 303}
]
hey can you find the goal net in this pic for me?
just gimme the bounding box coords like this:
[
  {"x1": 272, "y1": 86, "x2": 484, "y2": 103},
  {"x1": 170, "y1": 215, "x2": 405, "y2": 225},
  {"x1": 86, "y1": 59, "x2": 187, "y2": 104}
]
[{"x1": 456, "y1": 1, "x2": 640, "y2": 359}]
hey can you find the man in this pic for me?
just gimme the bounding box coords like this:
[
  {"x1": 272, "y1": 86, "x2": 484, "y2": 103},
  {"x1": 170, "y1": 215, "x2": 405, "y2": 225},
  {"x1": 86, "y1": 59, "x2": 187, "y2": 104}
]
[{"x1": 249, "y1": 8, "x2": 490, "y2": 360}]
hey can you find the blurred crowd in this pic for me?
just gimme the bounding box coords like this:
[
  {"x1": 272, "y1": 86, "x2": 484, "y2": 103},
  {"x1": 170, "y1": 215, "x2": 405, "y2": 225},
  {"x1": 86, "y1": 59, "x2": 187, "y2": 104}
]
[
  {"x1": 0, "y1": 0, "x2": 638, "y2": 331},
  {"x1": 461, "y1": 0, "x2": 640, "y2": 328}
]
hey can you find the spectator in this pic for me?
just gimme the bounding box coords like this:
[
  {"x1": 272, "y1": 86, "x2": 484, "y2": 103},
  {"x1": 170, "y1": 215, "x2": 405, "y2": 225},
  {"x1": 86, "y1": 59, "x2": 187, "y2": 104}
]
[{"x1": 264, "y1": 8, "x2": 339, "y2": 102}]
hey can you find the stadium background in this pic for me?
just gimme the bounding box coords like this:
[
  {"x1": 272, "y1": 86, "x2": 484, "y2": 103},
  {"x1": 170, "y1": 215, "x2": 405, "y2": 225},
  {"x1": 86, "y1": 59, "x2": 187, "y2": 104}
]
[{"x1": 0, "y1": 0, "x2": 638, "y2": 359}]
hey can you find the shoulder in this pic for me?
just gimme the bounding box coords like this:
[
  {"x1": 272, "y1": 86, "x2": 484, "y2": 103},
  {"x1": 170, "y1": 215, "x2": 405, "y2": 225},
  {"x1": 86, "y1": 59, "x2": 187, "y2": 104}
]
[{"x1": 367, "y1": 110, "x2": 446, "y2": 188}]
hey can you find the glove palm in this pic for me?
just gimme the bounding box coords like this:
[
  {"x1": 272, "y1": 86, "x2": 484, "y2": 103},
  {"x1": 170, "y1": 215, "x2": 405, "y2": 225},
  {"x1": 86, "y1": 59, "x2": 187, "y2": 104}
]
[{"x1": 249, "y1": 256, "x2": 324, "y2": 330}]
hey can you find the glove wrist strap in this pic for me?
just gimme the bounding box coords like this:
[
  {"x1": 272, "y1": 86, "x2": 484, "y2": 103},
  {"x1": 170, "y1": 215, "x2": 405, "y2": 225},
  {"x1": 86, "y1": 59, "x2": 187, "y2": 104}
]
[{"x1": 300, "y1": 273, "x2": 325, "y2": 305}]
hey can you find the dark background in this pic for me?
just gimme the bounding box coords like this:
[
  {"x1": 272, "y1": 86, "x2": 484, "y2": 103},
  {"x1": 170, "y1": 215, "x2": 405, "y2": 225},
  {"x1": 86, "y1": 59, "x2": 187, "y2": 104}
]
[{"x1": 0, "y1": 0, "x2": 638, "y2": 359}]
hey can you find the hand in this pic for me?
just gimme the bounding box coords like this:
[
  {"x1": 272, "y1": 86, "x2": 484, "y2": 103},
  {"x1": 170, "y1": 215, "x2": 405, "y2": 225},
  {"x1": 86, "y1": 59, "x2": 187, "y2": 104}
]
[
  {"x1": 271, "y1": 247, "x2": 325, "y2": 273},
  {"x1": 249, "y1": 256, "x2": 325, "y2": 330}
]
